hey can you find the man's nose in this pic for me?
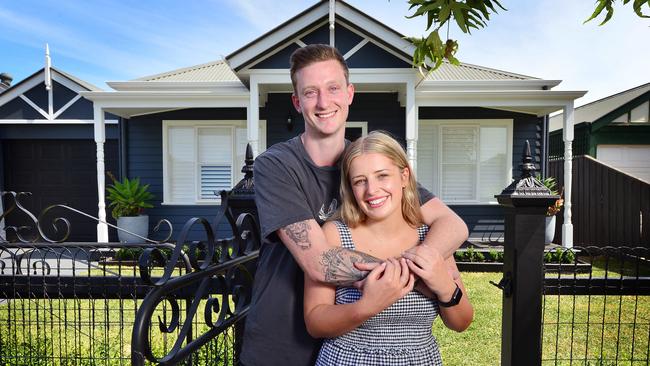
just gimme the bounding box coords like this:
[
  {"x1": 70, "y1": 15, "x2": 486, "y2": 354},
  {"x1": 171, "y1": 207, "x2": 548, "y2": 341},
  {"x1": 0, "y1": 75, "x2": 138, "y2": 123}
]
[{"x1": 316, "y1": 90, "x2": 330, "y2": 108}]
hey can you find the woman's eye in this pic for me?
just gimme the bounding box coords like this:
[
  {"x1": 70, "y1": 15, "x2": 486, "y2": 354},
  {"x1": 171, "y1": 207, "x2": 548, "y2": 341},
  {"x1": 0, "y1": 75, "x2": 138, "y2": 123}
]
[{"x1": 352, "y1": 180, "x2": 365, "y2": 186}]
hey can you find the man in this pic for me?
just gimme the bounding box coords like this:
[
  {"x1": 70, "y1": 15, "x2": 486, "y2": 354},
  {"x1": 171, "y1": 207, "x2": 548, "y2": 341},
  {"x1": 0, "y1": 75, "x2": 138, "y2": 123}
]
[{"x1": 240, "y1": 44, "x2": 468, "y2": 366}]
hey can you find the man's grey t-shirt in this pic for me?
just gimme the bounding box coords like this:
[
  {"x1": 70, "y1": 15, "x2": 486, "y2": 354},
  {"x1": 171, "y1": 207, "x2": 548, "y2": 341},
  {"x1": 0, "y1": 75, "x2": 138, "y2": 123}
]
[{"x1": 240, "y1": 136, "x2": 434, "y2": 366}]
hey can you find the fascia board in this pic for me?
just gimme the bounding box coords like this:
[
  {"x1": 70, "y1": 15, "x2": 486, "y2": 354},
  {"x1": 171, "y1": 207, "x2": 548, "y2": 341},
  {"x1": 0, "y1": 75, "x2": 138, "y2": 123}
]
[
  {"x1": 416, "y1": 90, "x2": 587, "y2": 110},
  {"x1": 79, "y1": 91, "x2": 250, "y2": 109},
  {"x1": 0, "y1": 73, "x2": 43, "y2": 107},
  {"x1": 106, "y1": 81, "x2": 246, "y2": 92},
  {"x1": 418, "y1": 80, "x2": 563, "y2": 91},
  {"x1": 227, "y1": 2, "x2": 328, "y2": 71}
]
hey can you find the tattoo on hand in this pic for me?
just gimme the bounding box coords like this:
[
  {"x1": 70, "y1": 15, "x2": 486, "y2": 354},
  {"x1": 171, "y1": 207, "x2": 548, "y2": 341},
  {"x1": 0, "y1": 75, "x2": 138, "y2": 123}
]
[
  {"x1": 283, "y1": 222, "x2": 311, "y2": 250},
  {"x1": 320, "y1": 248, "x2": 381, "y2": 286}
]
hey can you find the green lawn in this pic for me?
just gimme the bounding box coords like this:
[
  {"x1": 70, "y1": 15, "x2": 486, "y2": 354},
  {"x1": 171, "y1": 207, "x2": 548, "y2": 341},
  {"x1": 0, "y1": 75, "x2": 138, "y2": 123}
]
[{"x1": 433, "y1": 263, "x2": 650, "y2": 366}]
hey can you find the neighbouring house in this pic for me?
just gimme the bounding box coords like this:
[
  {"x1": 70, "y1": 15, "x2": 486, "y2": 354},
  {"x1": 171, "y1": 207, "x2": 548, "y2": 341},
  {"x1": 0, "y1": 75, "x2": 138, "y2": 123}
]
[
  {"x1": 549, "y1": 82, "x2": 650, "y2": 183},
  {"x1": 0, "y1": 61, "x2": 120, "y2": 242},
  {"x1": 40, "y1": 0, "x2": 582, "y2": 244}
]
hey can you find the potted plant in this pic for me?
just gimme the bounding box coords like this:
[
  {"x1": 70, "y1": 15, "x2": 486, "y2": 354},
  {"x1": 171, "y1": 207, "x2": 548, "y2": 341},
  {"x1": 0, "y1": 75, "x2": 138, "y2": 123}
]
[
  {"x1": 542, "y1": 177, "x2": 564, "y2": 244},
  {"x1": 106, "y1": 172, "x2": 154, "y2": 243}
]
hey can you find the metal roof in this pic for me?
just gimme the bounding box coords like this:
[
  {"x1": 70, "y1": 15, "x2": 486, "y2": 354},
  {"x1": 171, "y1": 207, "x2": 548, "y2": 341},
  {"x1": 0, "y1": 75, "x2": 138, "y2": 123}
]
[
  {"x1": 133, "y1": 60, "x2": 240, "y2": 82},
  {"x1": 424, "y1": 61, "x2": 536, "y2": 81}
]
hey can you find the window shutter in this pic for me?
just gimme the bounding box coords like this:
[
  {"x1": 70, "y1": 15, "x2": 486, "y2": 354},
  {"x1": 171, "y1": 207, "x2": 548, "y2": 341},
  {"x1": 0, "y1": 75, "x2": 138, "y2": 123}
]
[
  {"x1": 168, "y1": 127, "x2": 195, "y2": 203},
  {"x1": 440, "y1": 126, "x2": 477, "y2": 201},
  {"x1": 198, "y1": 127, "x2": 232, "y2": 200},
  {"x1": 479, "y1": 127, "x2": 508, "y2": 203},
  {"x1": 417, "y1": 122, "x2": 438, "y2": 194}
]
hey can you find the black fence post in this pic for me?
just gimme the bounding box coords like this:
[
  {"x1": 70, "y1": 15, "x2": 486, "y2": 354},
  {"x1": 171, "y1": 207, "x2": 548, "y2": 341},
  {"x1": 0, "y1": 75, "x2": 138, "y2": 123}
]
[
  {"x1": 225, "y1": 143, "x2": 257, "y2": 362},
  {"x1": 495, "y1": 141, "x2": 558, "y2": 366}
]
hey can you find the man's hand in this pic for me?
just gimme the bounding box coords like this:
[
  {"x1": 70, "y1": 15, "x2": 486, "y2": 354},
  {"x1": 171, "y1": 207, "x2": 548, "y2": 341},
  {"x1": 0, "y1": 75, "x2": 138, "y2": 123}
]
[
  {"x1": 357, "y1": 258, "x2": 415, "y2": 314},
  {"x1": 402, "y1": 245, "x2": 458, "y2": 300},
  {"x1": 352, "y1": 261, "x2": 382, "y2": 291}
]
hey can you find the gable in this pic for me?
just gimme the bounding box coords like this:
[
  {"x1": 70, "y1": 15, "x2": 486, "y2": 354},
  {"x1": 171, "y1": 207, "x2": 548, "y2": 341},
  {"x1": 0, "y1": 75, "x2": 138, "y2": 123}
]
[
  {"x1": 592, "y1": 90, "x2": 650, "y2": 131},
  {"x1": 247, "y1": 19, "x2": 411, "y2": 70},
  {"x1": 0, "y1": 68, "x2": 109, "y2": 122}
]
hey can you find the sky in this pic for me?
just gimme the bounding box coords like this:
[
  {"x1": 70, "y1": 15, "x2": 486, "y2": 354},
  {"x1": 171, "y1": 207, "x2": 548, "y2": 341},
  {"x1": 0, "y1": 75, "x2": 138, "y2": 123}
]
[{"x1": 0, "y1": 0, "x2": 648, "y2": 107}]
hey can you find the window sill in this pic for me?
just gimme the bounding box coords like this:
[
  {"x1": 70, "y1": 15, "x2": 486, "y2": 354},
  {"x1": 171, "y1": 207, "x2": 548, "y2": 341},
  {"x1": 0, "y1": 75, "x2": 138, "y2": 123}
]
[{"x1": 161, "y1": 201, "x2": 222, "y2": 206}]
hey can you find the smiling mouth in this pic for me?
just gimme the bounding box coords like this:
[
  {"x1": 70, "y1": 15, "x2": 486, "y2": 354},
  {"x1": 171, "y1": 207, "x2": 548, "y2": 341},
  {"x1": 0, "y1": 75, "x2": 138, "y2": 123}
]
[
  {"x1": 315, "y1": 111, "x2": 336, "y2": 119},
  {"x1": 367, "y1": 197, "x2": 387, "y2": 208}
]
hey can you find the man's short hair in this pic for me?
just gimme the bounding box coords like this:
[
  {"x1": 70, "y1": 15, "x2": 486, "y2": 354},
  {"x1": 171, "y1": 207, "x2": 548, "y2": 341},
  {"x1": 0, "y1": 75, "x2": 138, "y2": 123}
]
[{"x1": 289, "y1": 44, "x2": 349, "y2": 91}]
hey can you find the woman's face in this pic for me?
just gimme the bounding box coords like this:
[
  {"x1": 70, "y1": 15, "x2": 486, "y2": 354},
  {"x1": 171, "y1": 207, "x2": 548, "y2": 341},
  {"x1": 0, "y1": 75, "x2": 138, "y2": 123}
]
[{"x1": 348, "y1": 152, "x2": 409, "y2": 223}]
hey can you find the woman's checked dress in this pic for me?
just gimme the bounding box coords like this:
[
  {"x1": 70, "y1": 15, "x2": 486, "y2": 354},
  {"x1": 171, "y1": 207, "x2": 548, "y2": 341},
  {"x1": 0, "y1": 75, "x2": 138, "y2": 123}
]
[{"x1": 315, "y1": 220, "x2": 443, "y2": 366}]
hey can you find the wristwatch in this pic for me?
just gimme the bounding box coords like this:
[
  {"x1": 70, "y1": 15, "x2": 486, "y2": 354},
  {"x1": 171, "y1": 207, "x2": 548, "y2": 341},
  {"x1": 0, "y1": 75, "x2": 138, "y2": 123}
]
[{"x1": 438, "y1": 283, "x2": 462, "y2": 307}]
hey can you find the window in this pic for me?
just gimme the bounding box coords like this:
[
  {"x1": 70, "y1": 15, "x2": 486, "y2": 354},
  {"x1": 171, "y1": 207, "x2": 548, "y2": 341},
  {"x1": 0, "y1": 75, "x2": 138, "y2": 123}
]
[
  {"x1": 611, "y1": 101, "x2": 649, "y2": 124},
  {"x1": 417, "y1": 119, "x2": 513, "y2": 204},
  {"x1": 163, "y1": 120, "x2": 266, "y2": 204}
]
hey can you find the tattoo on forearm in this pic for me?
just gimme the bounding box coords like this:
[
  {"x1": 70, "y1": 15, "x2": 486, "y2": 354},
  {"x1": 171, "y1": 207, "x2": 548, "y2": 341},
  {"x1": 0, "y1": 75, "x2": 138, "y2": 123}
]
[
  {"x1": 320, "y1": 248, "x2": 381, "y2": 286},
  {"x1": 283, "y1": 222, "x2": 312, "y2": 250}
]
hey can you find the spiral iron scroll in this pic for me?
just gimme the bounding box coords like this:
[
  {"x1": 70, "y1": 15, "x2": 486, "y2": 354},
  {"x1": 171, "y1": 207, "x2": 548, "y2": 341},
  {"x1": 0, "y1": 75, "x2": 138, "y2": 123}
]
[
  {"x1": 132, "y1": 201, "x2": 260, "y2": 366},
  {"x1": 0, "y1": 191, "x2": 173, "y2": 243}
]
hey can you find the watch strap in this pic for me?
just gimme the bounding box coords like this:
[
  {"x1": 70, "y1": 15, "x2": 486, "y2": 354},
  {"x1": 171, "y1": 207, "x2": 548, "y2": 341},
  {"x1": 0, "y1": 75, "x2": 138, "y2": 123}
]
[{"x1": 438, "y1": 283, "x2": 462, "y2": 307}]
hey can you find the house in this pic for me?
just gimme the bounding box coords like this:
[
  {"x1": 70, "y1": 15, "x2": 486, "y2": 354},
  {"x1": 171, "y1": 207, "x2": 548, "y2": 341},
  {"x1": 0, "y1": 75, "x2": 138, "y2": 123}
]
[
  {"x1": 549, "y1": 83, "x2": 650, "y2": 182},
  {"x1": 77, "y1": 0, "x2": 583, "y2": 243},
  {"x1": 0, "y1": 51, "x2": 120, "y2": 242}
]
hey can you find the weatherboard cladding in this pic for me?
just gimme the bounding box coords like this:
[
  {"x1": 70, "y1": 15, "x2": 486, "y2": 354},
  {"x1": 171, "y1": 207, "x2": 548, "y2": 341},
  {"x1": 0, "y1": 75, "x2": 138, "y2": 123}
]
[{"x1": 264, "y1": 92, "x2": 405, "y2": 148}]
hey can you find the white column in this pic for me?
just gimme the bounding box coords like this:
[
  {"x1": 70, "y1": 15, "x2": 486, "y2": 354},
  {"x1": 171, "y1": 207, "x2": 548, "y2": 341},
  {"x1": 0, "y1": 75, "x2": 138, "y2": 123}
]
[
  {"x1": 93, "y1": 104, "x2": 109, "y2": 242},
  {"x1": 562, "y1": 101, "x2": 574, "y2": 248},
  {"x1": 405, "y1": 80, "x2": 418, "y2": 173},
  {"x1": 247, "y1": 77, "x2": 260, "y2": 158},
  {"x1": 329, "y1": 0, "x2": 335, "y2": 46}
]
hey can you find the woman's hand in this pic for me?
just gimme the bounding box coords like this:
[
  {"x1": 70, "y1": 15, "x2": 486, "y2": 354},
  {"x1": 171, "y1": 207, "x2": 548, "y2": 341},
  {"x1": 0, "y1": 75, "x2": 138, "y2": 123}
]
[
  {"x1": 402, "y1": 245, "x2": 457, "y2": 302},
  {"x1": 359, "y1": 258, "x2": 415, "y2": 315}
]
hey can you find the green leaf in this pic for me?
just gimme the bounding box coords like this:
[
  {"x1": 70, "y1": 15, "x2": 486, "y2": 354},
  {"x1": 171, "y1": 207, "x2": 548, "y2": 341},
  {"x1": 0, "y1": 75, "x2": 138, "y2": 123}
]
[
  {"x1": 452, "y1": 6, "x2": 468, "y2": 33},
  {"x1": 584, "y1": 0, "x2": 609, "y2": 24}
]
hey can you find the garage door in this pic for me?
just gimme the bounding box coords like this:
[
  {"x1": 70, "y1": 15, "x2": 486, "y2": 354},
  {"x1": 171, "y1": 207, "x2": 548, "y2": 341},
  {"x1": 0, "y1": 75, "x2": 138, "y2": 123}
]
[
  {"x1": 597, "y1": 145, "x2": 650, "y2": 183},
  {"x1": 3, "y1": 139, "x2": 118, "y2": 242}
]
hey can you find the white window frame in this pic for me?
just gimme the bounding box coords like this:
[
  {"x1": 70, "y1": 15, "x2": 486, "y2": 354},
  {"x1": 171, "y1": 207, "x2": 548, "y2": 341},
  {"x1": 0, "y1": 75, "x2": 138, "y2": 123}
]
[
  {"x1": 162, "y1": 120, "x2": 267, "y2": 205},
  {"x1": 346, "y1": 121, "x2": 368, "y2": 136},
  {"x1": 419, "y1": 119, "x2": 513, "y2": 205}
]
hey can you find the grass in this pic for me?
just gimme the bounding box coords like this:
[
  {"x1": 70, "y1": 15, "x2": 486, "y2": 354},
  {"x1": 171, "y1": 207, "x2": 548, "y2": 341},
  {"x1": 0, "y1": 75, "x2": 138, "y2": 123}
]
[{"x1": 433, "y1": 261, "x2": 650, "y2": 366}]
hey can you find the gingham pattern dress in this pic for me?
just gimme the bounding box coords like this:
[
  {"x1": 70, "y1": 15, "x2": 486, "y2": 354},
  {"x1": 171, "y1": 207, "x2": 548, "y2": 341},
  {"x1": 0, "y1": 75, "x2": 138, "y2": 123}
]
[{"x1": 315, "y1": 221, "x2": 443, "y2": 366}]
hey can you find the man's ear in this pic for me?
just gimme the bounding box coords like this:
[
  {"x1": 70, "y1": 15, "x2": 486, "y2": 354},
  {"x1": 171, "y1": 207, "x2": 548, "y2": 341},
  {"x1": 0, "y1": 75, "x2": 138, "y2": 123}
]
[
  {"x1": 346, "y1": 83, "x2": 355, "y2": 105},
  {"x1": 291, "y1": 93, "x2": 301, "y2": 113}
]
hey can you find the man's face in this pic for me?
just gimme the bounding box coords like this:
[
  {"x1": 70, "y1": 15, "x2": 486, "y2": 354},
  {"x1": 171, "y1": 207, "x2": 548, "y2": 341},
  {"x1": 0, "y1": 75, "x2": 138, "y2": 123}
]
[{"x1": 291, "y1": 59, "x2": 354, "y2": 138}]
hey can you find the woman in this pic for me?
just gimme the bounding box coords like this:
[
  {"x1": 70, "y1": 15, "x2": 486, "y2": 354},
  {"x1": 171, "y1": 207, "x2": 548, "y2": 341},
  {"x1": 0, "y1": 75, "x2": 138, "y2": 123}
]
[{"x1": 304, "y1": 131, "x2": 473, "y2": 365}]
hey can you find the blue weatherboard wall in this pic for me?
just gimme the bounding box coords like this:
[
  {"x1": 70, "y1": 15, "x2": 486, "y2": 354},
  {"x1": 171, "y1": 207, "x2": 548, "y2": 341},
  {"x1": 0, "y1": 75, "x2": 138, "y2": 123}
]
[
  {"x1": 264, "y1": 92, "x2": 406, "y2": 147},
  {"x1": 419, "y1": 107, "x2": 544, "y2": 241},
  {"x1": 126, "y1": 108, "x2": 249, "y2": 241}
]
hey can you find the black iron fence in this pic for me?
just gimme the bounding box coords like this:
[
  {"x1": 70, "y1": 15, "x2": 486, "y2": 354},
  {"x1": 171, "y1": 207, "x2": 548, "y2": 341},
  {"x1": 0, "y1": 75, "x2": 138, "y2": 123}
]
[{"x1": 542, "y1": 246, "x2": 650, "y2": 365}]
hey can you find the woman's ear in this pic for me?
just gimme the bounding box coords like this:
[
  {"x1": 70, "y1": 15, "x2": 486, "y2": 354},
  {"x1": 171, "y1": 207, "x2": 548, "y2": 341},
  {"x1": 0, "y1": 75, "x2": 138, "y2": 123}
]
[{"x1": 401, "y1": 167, "x2": 410, "y2": 187}]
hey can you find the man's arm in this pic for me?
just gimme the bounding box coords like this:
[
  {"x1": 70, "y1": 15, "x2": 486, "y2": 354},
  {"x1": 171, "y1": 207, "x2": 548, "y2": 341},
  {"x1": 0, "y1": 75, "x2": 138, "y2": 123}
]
[
  {"x1": 419, "y1": 197, "x2": 468, "y2": 259},
  {"x1": 277, "y1": 219, "x2": 381, "y2": 285}
]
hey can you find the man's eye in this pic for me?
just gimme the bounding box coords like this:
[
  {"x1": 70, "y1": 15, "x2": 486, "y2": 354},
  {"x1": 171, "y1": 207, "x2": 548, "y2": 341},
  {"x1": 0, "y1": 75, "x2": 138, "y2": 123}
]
[
  {"x1": 304, "y1": 90, "x2": 316, "y2": 98},
  {"x1": 329, "y1": 86, "x2": 340, "y2": 93}
]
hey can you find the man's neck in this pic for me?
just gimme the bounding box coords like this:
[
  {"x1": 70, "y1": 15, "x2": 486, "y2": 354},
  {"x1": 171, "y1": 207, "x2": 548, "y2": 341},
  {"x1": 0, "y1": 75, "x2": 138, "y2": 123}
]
[{"x1": 301, "y1": 131, "x2": 346, "y2": 167}]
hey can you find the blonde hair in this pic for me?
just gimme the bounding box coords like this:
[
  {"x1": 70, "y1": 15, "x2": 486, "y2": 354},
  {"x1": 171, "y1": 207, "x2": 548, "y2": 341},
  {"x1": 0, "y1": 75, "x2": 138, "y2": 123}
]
[
  {"x1": 289, "y1": 44, "x2": 349, "y2": 91},
  {"x1": 337, "y1": 131, "x2": 423, "y2": 227}
]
